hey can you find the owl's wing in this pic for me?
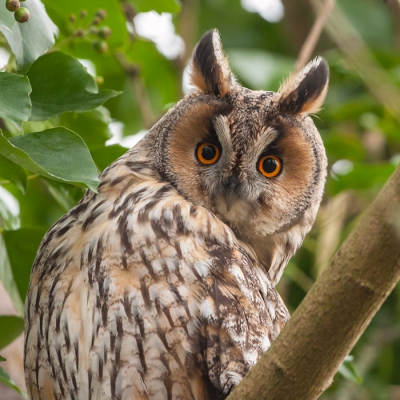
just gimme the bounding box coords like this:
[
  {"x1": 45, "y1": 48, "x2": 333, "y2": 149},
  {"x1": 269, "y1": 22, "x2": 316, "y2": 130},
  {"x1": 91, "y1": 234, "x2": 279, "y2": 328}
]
[{"x1": 195, "y1": 242, "x2": 288, "y2": 397}]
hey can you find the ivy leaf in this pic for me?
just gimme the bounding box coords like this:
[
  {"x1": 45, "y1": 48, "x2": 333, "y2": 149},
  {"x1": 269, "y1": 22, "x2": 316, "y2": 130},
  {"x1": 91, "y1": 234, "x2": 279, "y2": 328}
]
[
  {"x1": 0, "y1": 72, "x2": 32, "y2": 128},
  {"x1": 0, "y1": 316, "x2": 24, "y2": 350},
  {"x1": 0, "y1": 128, "x2": 100, "y2": 192},
  {"x1": 0, "y1": 0, "x2": 58, "y2": 74},
  {"x1": 27, "y1": 52, "x2": 121, "y2": 120},
  {"x1": 0, "y1": 366, "x2": 27, "y2": 397},
  {"x1": 0, "y1": 355, "x2": 6, "y2": 362}
]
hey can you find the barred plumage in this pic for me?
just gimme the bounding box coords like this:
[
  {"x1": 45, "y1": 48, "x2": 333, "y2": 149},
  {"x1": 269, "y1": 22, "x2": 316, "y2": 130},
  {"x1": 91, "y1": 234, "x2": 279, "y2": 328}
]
[{"x1": 24, "y1": 29, "x2": 329, "y2": 400}]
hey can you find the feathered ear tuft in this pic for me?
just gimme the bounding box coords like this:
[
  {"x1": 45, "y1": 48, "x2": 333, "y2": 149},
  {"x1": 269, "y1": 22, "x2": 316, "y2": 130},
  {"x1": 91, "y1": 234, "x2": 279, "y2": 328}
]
[
  {"x1": 190, "y1": 29, "x2": 235, "y2": 97},
  {"x1": 278, "y1": 57, "x2": 329, "y2": 114}
]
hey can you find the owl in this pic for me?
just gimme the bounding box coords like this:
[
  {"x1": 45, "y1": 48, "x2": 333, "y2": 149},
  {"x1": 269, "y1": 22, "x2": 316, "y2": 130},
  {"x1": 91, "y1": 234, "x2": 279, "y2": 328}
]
[{"x1": 24, "y1": 29, "x2": 329, "y2": 400}]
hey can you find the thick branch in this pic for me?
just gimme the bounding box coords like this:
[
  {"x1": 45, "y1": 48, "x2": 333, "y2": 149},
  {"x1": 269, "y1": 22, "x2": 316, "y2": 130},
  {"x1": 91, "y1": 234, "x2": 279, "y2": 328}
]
[{"x1": 228, "y1": 166, "x2": 400, "y2": 400}]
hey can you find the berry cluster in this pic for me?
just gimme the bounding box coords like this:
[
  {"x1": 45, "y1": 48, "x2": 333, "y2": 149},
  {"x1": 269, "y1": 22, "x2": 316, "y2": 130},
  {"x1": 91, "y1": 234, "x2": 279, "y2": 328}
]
[
  {"x1": 5, "y1": 0, "x2": 30, "y2": 23},
  {"x1": 69, "y1": 9, "x2": 112, "y2": 54}
]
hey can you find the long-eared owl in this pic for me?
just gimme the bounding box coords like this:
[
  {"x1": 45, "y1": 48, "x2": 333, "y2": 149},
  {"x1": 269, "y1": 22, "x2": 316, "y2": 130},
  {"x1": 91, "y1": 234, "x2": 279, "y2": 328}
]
[{"x1": 24, "y1": 29, "x2": 329, "y2": 400}]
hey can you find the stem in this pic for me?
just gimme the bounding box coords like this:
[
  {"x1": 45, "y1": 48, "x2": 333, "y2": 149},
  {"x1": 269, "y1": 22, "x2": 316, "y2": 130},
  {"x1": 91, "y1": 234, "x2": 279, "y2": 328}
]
[
  {"x1": 309, "y1": 0, "x2": 400, "y2": 124},
  {"x1": 0, "y1": 174, "x2": 39, "y2": 186},
  {"x1": 114, "y1": 52, "x2": 155, "y2": 129}
]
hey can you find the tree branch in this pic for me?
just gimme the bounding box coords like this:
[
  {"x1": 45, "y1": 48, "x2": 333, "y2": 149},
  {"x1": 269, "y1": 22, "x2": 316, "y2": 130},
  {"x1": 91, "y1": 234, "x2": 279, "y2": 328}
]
[{"x1": 227, "y1": 166, "x2": 400, "y2": 400}]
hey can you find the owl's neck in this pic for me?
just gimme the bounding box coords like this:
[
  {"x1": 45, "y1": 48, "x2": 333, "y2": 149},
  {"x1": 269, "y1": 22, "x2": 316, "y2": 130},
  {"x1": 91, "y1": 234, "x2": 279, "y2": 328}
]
[{"x1": 243, "y1": 210, "x2": 317, "y2": 286}]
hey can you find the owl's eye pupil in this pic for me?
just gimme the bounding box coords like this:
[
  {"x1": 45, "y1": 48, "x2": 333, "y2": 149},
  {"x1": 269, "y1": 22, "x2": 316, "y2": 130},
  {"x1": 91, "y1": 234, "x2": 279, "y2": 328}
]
[
  {"x1": 202, "y1": 145, "x2": 216, "y2": 160},
  {"x1": 258, "y1": 155, "x2": 282, "y2": 178},
  {"x1": 262, "y1": 158, "x2": 278, "y2": 173},
  {"x1": 196, "y1": 142, "x2": 220, "y2": 165}
]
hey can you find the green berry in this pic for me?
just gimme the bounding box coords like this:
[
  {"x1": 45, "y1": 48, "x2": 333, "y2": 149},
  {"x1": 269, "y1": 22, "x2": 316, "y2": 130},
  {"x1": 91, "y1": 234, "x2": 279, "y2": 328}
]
[
  {"x1": 98, "y1": 26, "x2": 111, "y2": 39},
  {"x1": 95, "y1": 9, "x2": 107, "y2": 20},
  {"x1": 89, "y1": 26, "x2": 99, "y2": 35},
  {"x1": 92, "y1": 16, "x2": 101, "y2": 25},
  {"x1": 73, "y1": 28, "x2": 84, "y2": 38},
  {"x1": 93, "y1": 40, "x2": 108, "y2": 54},
  {"x1": 14, "y1": 7, "x2": 30, "y2": 23},
  {"x1": 6, "y1": 0, "x2": 20, "y2": 12},
  {"x1": 80, "y1": 9, "x2": 87, "y2": 18}
]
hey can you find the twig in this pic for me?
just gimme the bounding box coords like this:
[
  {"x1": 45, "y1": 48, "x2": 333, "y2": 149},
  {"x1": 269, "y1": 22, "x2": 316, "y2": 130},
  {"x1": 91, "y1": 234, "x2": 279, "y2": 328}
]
[
  {"x1": 314, "y1": 191, "x2": 361, "y2": 277},
  {"x1": 309, "y1": 0, "x2": 400, "y2": 123},
  {"x1": 175, "y1": 0, "x2": 199, "y2": 97},
  {"x1": 295, "y1": 0, "x2": 336, "y2": 71},
  {"x1": 386, "y1": 0, "x2": 400, "y2": 47},
  {"x1": 114, "y1": 52, "x2": 155, "y2": 129}
]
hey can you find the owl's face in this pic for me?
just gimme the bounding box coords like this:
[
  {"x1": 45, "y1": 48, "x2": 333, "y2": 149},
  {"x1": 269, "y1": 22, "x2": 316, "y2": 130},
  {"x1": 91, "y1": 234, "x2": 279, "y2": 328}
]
[{"x1": 151, "y1": 30, "x2": 329, "y2": 279}]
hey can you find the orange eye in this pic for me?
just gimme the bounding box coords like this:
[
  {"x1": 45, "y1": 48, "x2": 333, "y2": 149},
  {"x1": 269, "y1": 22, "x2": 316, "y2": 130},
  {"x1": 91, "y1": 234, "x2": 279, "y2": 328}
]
[
  {"x1": 196, "y1": 143, "x2": 220, "y2": 165},
  {"x1": 258, "y1": 155, "x2": 282, "y2": 178}
]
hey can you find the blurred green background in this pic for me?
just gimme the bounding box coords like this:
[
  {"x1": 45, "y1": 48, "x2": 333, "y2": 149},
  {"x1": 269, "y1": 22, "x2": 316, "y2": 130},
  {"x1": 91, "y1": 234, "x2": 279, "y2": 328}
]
[{"x1": 0, "y1": 0, "x2": 400, "y2": 398}]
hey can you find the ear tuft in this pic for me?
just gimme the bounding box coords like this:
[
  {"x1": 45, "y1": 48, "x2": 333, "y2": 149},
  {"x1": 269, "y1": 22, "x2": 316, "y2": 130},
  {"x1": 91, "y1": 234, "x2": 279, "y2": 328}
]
[
  {"x1": 190, "y1": 29, "x2": 235, "y2": 97},
  {"x1": 278, "y1": 57, "x2": 329, "y2": 114}
]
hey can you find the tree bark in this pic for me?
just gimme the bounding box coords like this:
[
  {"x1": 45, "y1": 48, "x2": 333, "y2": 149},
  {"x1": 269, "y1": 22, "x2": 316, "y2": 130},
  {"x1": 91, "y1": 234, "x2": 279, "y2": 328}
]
[{"x1": 227, "y1": 166, "x2": 400, "y2": 400}]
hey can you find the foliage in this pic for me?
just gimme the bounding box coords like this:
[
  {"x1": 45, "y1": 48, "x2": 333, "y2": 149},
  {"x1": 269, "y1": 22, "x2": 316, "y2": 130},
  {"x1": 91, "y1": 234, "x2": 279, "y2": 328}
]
[{"x1": 0, "y1": 0, "x2": 399, "y2": 398}]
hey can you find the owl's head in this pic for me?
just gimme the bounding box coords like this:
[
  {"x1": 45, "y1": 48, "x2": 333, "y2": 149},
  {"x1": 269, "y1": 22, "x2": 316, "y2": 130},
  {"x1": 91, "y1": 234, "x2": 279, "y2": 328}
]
[{"x1": 151, "y1": 29, "x2": 329, "y2": 283}]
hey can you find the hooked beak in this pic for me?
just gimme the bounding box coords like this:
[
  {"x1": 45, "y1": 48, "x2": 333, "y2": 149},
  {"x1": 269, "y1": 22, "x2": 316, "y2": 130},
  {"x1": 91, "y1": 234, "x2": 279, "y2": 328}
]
[{"x1": 223, "y1": 174, "x2": 241, "y2": 212}]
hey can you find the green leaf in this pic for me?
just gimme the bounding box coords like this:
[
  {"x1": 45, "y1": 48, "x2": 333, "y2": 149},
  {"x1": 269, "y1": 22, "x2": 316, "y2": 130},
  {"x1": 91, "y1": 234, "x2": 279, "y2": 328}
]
[
  {"x1": 0, "y1": 235, "x2": 24, "y2": 316},
  {"x1": 3, "y1": 228, "x2": 47, "y2": 302},
  {"x1": 338, "y1": 355, "x2": 363, "y2": 383},
  {"x1": 59, "y1": 107, "x2": 112, "y2": 149},
  {"x1": 0, "y1": 189, "x2": 19, "y2": 231},
  {"x1": 0, "y1": 316, "x2": 24, "y2": 350},
  {"x1": 0, "y1": 155, "x2": 27, "y2": 193},
  {"x1": 0, "y1": 355, "x2": 6, "y2": 362},
  {"x1": 0, "y1": 72, "x2": 32, "y2": 128},
  {"x1": 0, "y1": 128, "x2": 100, "y2": 191},
  {"x1": 0, "y1": 0, "x2": 58, "y2": 74},
  {"x1": 5, "y1": 178, "x2": 70, "y2": 229},
  {"x1": 27, "y1": 52, "x2": 121, "y2": 120},
  {"x1": 0, "y1": 3, "x2": 16, "y2": 32},
  {"x1": 130, "y1": 0, "x2": 181, "y2": 13},
  {"x1": 90, "y1": 144, "x2": 128, "y2": 171},
  {"x1": 0, "y1": 366, "x2": 27, "y2": 397},
  {"x1": 42, "y1": 179, "x2": 80, "y2": 213}
]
